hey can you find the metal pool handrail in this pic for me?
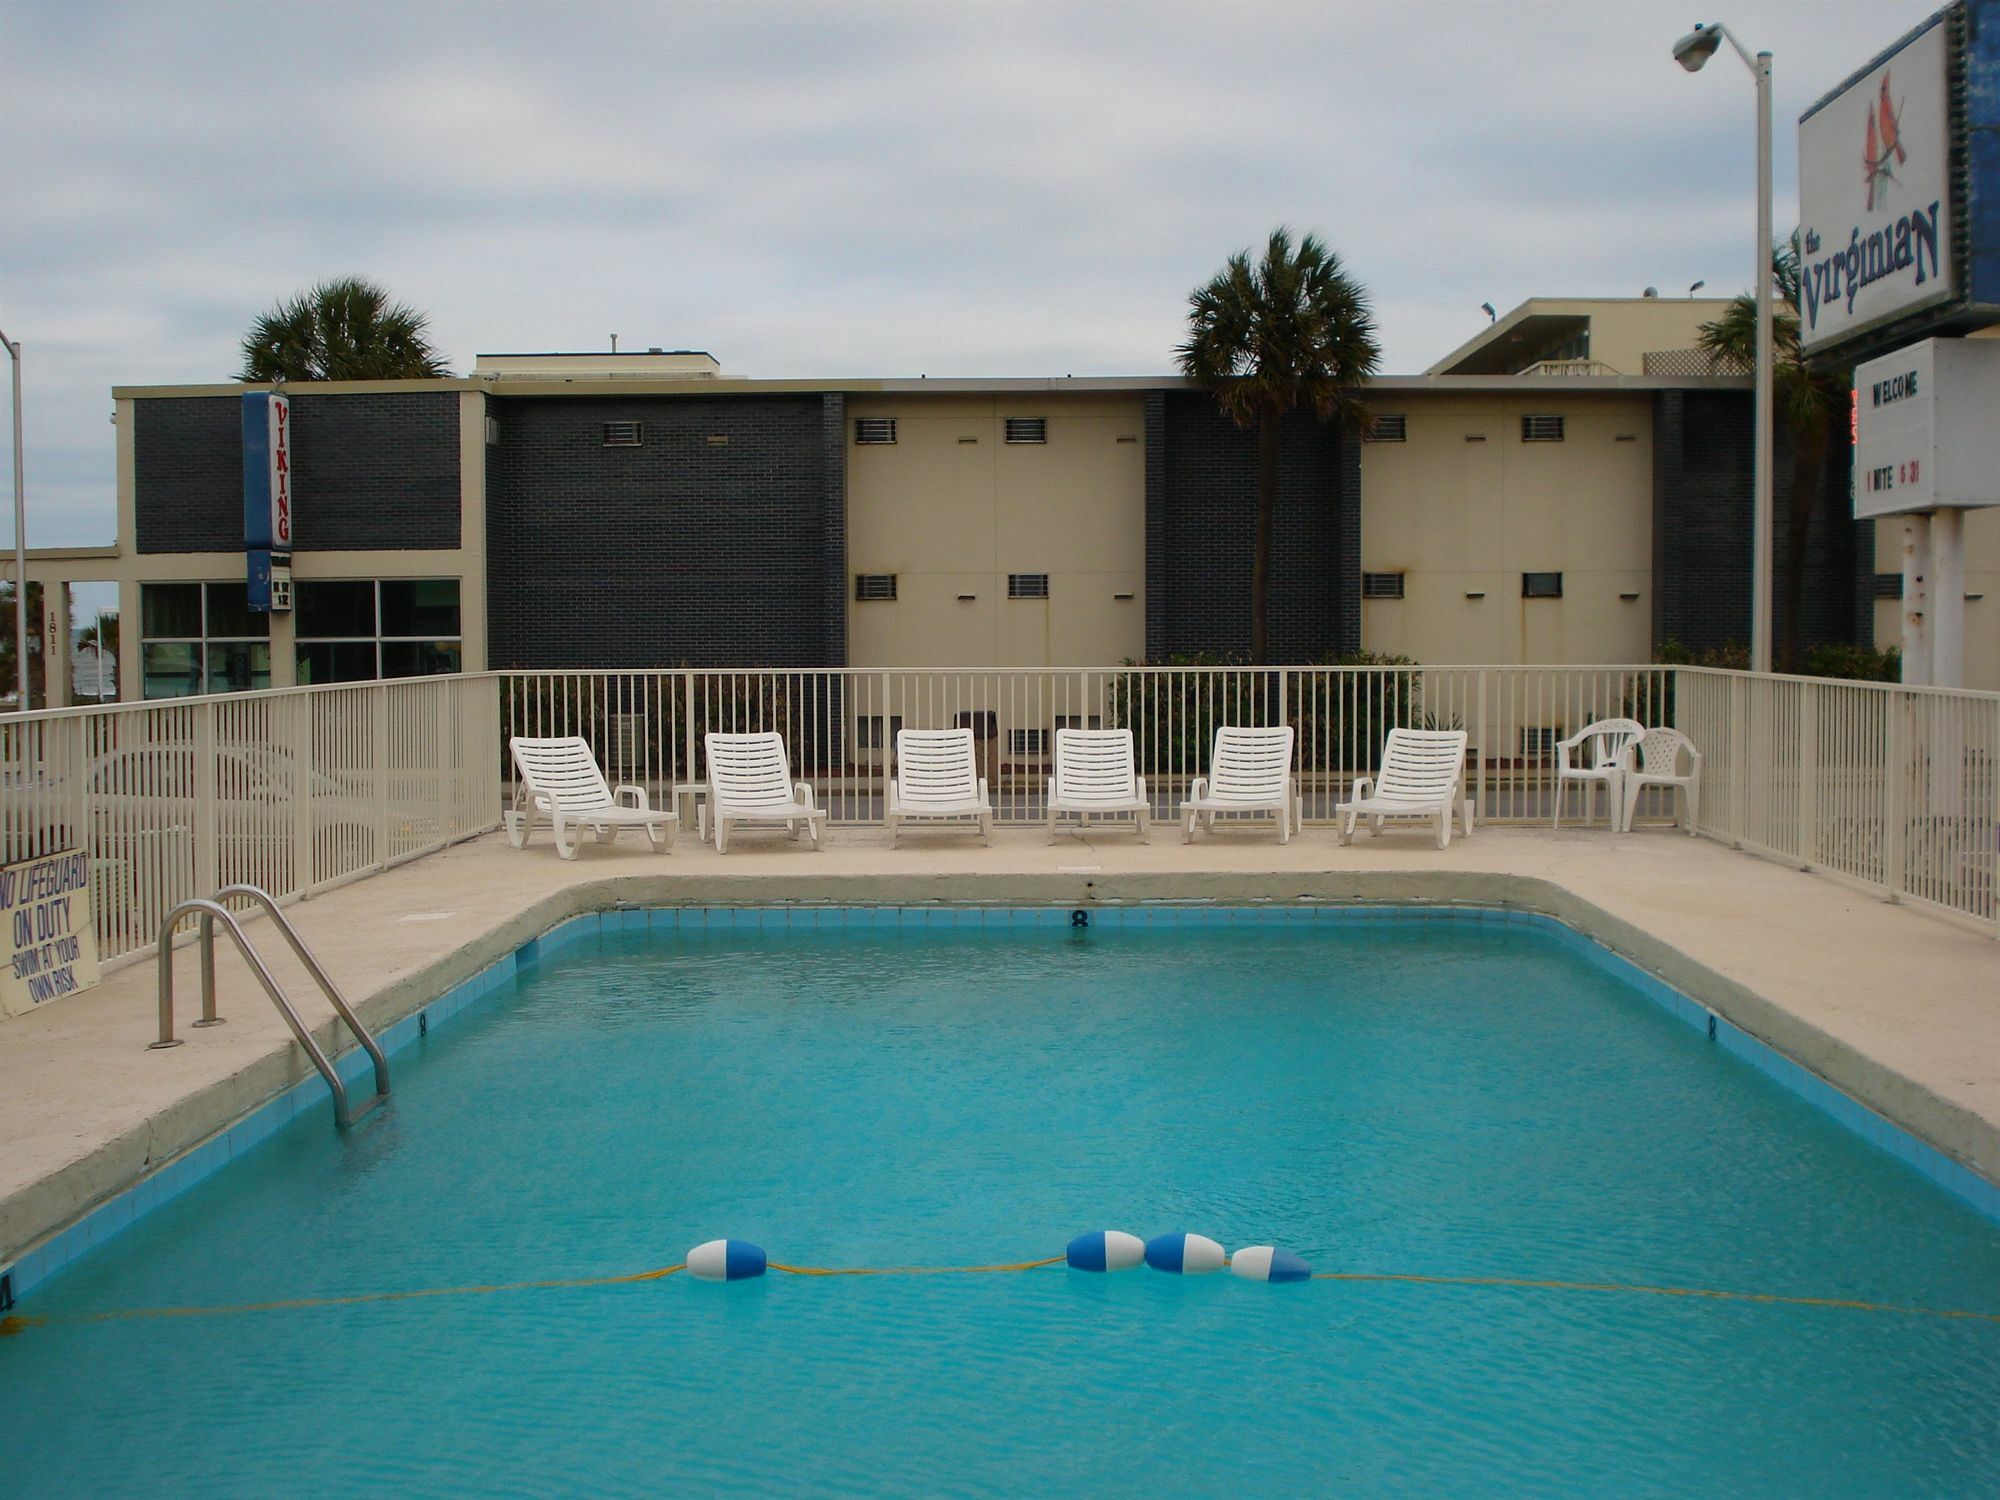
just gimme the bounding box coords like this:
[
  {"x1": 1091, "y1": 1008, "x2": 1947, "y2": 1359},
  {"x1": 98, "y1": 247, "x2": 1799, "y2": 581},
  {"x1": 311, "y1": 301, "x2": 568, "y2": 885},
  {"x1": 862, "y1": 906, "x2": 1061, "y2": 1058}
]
[{"x1": 151, "y1": 884, "x2": 390, "y2": 1131}]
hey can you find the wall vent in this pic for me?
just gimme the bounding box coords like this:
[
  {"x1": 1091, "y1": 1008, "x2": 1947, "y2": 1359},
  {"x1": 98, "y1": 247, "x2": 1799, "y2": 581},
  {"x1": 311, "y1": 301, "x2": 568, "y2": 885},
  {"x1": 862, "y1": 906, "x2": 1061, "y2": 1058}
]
[
  {"x1": 1522, "y1": 572, "x2": 1564, "y2": 598},
  {"x1": 1008, "y1": 573, "x2": 1050, "y2": 599},
  {"x1": 1004, "y1": 417, "x2": 1047, "y2": 444},
  {"x1": 1362, "y1": 572, "x2": 1406, "y2": 599},
  {"x1": 1364, "y1": 415, "x2": 1408, "y2": 442},
  {"x1": 855, "y1": 417, "x2": 897, "y2": 445},
  {"x1": 1521, "y1": 414, "x2": 1565, "y2": 443},
  {"x1": 1874, "y1": 573, "x2": 1904, "y2": 599},
  {"x1": 602, "y1": 421, "x2": 643, "y2": 447},
  {"x1": 854, "y1": 574, "x2": 898, "y2": 602}
]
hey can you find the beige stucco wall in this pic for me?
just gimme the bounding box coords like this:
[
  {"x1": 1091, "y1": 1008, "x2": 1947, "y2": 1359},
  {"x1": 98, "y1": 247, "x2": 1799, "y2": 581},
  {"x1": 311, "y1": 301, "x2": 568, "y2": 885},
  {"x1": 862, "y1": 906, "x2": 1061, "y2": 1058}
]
[
  {"x1": 1872, "y1": 507, "x2": 2000, "y2": 689},
  {"x1": 1359, "y1": 394, "x2": 1654, "y2": 664},
  {"x1": 845, "y1": 395, "x2": 1146, "y2": 668},
  {"x1": 1569, "y1": 300, "x2": 1733, "y2": 374}
]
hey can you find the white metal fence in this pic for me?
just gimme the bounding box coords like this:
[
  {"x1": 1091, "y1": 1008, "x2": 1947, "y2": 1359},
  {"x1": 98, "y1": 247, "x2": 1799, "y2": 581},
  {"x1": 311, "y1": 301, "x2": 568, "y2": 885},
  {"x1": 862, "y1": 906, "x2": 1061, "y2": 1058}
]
[
  {"x1": 1676, "y1": 667, "x2": 2000, "y2": 931},
  {"x1": 1, "y1": 675, "x2": 501, "y2": 964},
  {"x1": 495, "y1": 665, "x2": 1674, "y2": 828},
  {"x1": 3, "y1": 663, "x2": 1995, "y2": 970}
]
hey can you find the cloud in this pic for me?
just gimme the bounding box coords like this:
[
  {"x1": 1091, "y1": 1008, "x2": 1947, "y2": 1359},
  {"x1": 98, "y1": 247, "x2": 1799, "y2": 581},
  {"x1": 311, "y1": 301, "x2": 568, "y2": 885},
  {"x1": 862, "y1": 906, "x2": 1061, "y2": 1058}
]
[{"x1": 0, "y1": 0, "x2": 1944, "y2": 545}]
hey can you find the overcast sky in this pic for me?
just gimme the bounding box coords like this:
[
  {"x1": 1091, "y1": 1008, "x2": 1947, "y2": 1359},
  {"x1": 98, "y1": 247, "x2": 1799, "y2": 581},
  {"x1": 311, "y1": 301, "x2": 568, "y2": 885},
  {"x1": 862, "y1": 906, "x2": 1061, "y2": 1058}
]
[{"x1": 1, "y1": 0, "x2": 1944, "y2": 556}]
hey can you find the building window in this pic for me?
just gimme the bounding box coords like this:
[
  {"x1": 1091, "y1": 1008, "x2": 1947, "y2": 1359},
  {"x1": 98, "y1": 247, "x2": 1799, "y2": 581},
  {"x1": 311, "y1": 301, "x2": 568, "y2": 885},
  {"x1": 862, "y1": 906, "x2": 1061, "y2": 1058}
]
[
  {"x1": 856, "y1": 714, "x2": 903, "y2": 750},
  {"x1": 1874, "y1": 573, "x2": 1904, "y2": 599},
  {"x1": 1521, "y1": 727, "x2": 1558, "y2": 758},
  {"x1": 296, "y1": 579, "x2": 463, "y2": 685},
  {"x1": 1522, "y1": 572, "x2": 1563, "y2": 599},
  {"x1": 1008, "y1": 573, "x2": 1050, "y2": 599},
  {"x1": 1362, "y1": 572, "x2": 1406, "y2": 599},
  {"x1": 855, "y1": 417, "x2": 897, "y2": 445},
  {"x1": 139, "y1": 582, "x2": 271, "y2": 699},
  {"x1": 1364, "y1": 415, "x2": 1408, "y2": 442},
  {"x1": 1008, "y1": 728, "x2": 1049, "y2": 755},
  {"x1": 854, "y1": 574, "x2": 898, "y2": 601},
  {"x1": 1003, "y1": 417, "x2": 1047, "y2": 444},
  {"x1": 1521, "y1": 414, "x2": 1565, "y2": 442},
  {"x1": 602, "y1": 421, "x2": 644, "y2": 447},
  {"x1": 1055, "y1": 714, "x2": 1103, "y2": 732}
]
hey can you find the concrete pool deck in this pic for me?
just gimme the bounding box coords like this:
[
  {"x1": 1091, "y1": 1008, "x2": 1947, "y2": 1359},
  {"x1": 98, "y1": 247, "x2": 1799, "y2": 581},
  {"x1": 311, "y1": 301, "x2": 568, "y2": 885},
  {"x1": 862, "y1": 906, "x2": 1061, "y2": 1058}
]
[{"x1": 3, "y1": 822, "x2": 1997, "y2": 1278}]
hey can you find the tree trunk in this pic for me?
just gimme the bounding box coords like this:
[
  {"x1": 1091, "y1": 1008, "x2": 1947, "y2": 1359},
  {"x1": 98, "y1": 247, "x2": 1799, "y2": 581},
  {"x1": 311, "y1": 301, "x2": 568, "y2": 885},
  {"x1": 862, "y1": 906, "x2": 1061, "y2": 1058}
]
[
  {"x1": 1778, "y1": 434, "x2": 1828, "y2": 674},
  {"x1": 1252, "y1": 415, "x2": 1280, "y2": 664}
]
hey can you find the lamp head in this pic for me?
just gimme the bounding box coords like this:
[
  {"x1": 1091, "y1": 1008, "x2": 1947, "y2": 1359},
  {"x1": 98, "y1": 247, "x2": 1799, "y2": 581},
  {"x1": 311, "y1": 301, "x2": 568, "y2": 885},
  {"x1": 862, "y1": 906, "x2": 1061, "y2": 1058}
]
[
  {"x1": 1480, "y1": 301, "x2": 1496, "y2": 322},
  {"x1": 1674, "y1": 23, "x2": 1722, "y2": 71}
]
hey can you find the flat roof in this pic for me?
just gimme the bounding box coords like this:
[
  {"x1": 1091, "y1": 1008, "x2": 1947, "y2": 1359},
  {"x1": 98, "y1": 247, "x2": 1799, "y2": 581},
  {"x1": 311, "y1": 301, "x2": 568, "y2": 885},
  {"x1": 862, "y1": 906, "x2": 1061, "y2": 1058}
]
[{"x1": 113, "y1": 371, "x2": 1748, "y2": 401}]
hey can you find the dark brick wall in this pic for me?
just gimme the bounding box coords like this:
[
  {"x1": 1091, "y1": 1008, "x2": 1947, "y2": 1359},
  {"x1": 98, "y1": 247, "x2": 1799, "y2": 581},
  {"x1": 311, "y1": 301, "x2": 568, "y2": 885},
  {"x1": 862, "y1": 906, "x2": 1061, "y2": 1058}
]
[
  {"x1": 1651, "y1": 390, "x2": 1870, "y2": 657},
  {"x1": 133, "y1": 391, "x2": 461, "y2": 553},
  {"x1": 485, "y1": 393, "x2": 843, "y2": 669},
  {"x1": 1145, "y1": 393, "x2": 1359, "y2": 661}
]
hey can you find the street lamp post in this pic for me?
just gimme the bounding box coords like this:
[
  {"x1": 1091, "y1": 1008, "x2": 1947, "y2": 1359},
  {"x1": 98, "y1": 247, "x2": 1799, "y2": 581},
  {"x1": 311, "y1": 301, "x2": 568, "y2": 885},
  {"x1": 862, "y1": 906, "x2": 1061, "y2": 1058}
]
[
  {"x1": 0, "y1": 326, "x2": 25, "y2": 707},
  {"x1": 1675, "y1": 20, "x2": 1774, "y2": 675}
]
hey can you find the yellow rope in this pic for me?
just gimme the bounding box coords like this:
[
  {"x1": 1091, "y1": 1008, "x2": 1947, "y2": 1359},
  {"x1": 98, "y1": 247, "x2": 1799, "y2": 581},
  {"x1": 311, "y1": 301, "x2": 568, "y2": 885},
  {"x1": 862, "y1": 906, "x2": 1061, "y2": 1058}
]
[
  {"x1": 767, "y1": 1256, "x2": 1065, "y2": 1277},
  {"x1": 1312, "y1": 1270, "x2": 2000, "y2": 1324},
  {"x1": 4, "y1": 1256, "x2": 1995, "y2": 1340}
]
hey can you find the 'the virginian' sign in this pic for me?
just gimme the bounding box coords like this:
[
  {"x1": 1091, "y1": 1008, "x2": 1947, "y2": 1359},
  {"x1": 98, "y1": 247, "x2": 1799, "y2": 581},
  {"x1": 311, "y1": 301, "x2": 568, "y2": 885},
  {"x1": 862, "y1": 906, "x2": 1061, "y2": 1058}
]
[{"x1": 1798, "y1": 17, "x2": 1955, "y2": 354}]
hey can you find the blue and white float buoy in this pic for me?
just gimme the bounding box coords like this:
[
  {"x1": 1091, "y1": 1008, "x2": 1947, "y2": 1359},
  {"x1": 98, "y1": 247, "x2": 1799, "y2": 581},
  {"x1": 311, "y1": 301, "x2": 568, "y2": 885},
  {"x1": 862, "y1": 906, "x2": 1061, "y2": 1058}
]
[
  {"x1": 687, "y1": 1239, "x2": 767, "y2": 1282},
  {"x1": 1066, "y1": 1230, "x2": 1146, "y2": 1271},
  {"x1": 1143, "y1": 1232, "x2": 1227, "y2": 1274},
  {"x1": 1228, "y1": 1245, "x2": 1312, "y2": 1283}
]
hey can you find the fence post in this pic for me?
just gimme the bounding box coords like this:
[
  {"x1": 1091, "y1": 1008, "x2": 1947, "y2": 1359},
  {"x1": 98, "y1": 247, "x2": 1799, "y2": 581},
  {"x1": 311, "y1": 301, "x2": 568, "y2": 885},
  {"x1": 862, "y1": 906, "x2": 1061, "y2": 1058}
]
[
  {"x1": 372, "y1": 683, "x2": 392, "y2": 873},
  {"x1": 1797, "y1": 681, "x2": 1818, "y2": 870},
  {"x1": 1727, "y1": 674, "x2": 1746, "y2": 847},
  {"x1": 1475, "y1": 669, "x2": 1488, "y2": 824},
  {"x1": 1883, "y1": 688, "x2": 1907, "y2": 903},
  {"x1": 193, "y1": 698, "x2": 219, "y2": 897},
  {"x1": 682, "y1": 671, "x2": 697, "y2": 798},
  {"x1": 290, "y1": 691, "x2": 313, "y2": 895}
]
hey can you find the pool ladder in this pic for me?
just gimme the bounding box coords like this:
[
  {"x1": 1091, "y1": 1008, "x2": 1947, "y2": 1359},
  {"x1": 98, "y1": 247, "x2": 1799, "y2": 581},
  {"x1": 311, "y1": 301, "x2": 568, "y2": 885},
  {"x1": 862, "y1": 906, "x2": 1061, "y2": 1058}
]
[{"x1": 151, "y1": 883, "x2": 391, "y2": 1131}]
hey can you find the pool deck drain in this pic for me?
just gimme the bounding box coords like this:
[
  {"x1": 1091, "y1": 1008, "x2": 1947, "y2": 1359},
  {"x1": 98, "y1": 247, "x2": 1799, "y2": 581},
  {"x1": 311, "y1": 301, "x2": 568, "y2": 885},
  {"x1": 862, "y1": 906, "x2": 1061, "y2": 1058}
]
[{"x1": 2, "y1": 824, "x2": 1996, "y2": 1273}]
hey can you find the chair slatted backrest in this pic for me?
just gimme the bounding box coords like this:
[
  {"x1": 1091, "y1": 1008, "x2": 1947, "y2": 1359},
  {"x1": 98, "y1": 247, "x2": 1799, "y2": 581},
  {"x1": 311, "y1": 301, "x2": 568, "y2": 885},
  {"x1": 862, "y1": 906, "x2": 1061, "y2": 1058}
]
[
  {"x1": 1208, "y1": 726, "x2": 1294, "y2": 802},
  {"x1": 1053, "y1": 729, "x2": 1139, "y2": 806},
  {"x1": 1374, "y1": 728, "x2": 1467, "y2": 802},
  {"x1": 1578, "y1": 717, "x2": 1645, "y2": 770},
  {"x1": 895, "y1": 728, "x2": 979, "y2": 807},
  {"x1": 510, "y1": 737, "x2": 614, "y2": 815},
  {"x1": 706, "y1": 732, "x2": 797, "y2": 808},
  {"x1": 1634, "y1": 727, "x2": 1694, "y2": 777}
]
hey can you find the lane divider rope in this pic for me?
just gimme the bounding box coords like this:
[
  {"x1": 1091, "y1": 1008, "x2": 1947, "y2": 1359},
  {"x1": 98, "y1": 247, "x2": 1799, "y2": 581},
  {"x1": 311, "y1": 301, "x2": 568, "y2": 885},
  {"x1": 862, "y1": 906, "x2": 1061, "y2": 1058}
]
[{"x1": 3, "y1": 1258, "x2": 1995, "y2": 1338}]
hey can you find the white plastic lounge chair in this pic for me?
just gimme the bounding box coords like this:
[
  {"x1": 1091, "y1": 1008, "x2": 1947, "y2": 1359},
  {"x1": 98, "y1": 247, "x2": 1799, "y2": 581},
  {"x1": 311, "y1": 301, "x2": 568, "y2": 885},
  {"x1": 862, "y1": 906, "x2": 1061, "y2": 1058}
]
[
  {"x1": 705, "y1": 731, "x2": 826, "y2": 853},
  {"x1": 1181, "y1": 726, "x2": 1298, "y2": 844},
  {"x1": 1552, "y1": 717, "x2": 1645, "y2": 830},
  {"x1": 1335, "y1": 728, "x2": 1473, "y2": 849},
  {"x1": 887, "y1": 728, "x2": 994, "y2": 846},
  {"x1": 505, "y1": 735, "x2": 674, "y2": 861},
  {"x1": 1619, "y1": 727, "x2": 1703, "y2": 835},
  {"x1": 1048, "y1": 728, "x2": 1150, "y2": 842}
]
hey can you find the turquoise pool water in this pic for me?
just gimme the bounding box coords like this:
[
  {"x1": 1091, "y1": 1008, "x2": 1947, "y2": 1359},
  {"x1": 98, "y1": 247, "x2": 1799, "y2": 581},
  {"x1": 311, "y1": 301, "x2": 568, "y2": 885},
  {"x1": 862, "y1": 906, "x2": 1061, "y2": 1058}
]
[{"x1": 7, "y1": 912, "x2": 1999, "y2": 1496}]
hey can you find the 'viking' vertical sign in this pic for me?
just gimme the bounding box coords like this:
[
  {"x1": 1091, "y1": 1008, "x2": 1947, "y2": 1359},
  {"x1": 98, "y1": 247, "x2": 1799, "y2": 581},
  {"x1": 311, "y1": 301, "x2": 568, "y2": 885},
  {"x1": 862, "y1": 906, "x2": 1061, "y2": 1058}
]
[
  {"x1": 244, "y1": 391, "x2": 294, "y2": 612},
  {"x1": 1, "y1": 849, "x2": 100, "y2": 1018}
]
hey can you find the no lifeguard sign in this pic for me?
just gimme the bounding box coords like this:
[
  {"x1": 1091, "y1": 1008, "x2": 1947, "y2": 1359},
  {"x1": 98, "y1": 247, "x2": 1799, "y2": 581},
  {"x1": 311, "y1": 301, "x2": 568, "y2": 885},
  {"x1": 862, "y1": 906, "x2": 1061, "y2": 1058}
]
[{"x1": 1, "y1": 849, "x2": 100, "y2": 1018}]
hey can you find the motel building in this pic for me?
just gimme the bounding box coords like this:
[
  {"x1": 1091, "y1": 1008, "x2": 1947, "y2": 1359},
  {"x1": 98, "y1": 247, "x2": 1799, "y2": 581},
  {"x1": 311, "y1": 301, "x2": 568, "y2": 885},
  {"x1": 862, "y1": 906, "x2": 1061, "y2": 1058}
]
[{"x1": 16, "y1": 295, "x2": 2000, "y2": 711}]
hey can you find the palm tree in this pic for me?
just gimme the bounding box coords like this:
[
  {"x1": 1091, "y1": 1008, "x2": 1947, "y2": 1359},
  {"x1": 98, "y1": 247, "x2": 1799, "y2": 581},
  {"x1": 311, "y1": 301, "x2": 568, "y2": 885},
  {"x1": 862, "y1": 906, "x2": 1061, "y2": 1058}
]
[
  {"x1": 1178, "y1": 228, "x2": 1380, "y2": 663},
  {"x1": 238, "y1": 277, "x2": 449, "y2": 382},
  {"x1": 1699, "y1": 236, "x2": 1849, "y2": 673}
]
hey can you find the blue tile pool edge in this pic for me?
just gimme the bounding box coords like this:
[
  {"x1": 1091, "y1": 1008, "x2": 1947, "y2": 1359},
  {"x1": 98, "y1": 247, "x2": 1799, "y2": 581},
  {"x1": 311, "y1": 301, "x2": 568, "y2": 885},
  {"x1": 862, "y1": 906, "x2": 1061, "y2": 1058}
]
[{"x1": 7, "y1": 900, "x2": 1994, "y2": 1312}]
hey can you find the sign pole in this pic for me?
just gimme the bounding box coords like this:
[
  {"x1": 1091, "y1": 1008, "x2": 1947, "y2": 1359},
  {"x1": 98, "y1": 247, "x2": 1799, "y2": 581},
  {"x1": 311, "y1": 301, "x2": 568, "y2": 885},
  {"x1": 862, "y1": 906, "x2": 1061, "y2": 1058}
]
[{"x1": 1752, "y1": 49, "x2": 1774, "y2": 674}]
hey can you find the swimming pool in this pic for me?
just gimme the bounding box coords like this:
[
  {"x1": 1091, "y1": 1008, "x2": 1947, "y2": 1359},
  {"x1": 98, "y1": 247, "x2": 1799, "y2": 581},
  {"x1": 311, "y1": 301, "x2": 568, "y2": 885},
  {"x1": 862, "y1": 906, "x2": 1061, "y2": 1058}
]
[{"x1": 6, "y1": 908, "x2": 1998, "y2": 1496}]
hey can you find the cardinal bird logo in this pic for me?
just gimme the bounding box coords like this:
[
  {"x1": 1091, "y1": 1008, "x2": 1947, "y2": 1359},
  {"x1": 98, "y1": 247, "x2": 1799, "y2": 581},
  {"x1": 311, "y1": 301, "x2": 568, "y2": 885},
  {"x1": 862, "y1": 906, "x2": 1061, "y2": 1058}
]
[{"x1": 1865, "y1": 69, "x2": 1908, "y2": 211}]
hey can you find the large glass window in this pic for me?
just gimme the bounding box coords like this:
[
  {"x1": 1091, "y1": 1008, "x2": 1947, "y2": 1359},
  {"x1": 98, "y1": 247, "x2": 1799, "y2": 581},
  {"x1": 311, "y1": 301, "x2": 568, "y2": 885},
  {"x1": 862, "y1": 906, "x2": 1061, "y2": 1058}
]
[
  {"x1": 140, "y1": 582, "x2": 270, "y2": 698},
  {"x1": 295, "y1": 579, "x2": 463, "y2": 684}
]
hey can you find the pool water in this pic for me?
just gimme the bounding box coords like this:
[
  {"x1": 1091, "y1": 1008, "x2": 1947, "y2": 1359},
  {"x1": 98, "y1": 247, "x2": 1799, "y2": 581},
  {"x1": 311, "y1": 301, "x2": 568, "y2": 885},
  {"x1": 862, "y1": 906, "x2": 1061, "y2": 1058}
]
[{"x1": 7, "y1": 914, "x2": 1999, "y2": 1496}]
